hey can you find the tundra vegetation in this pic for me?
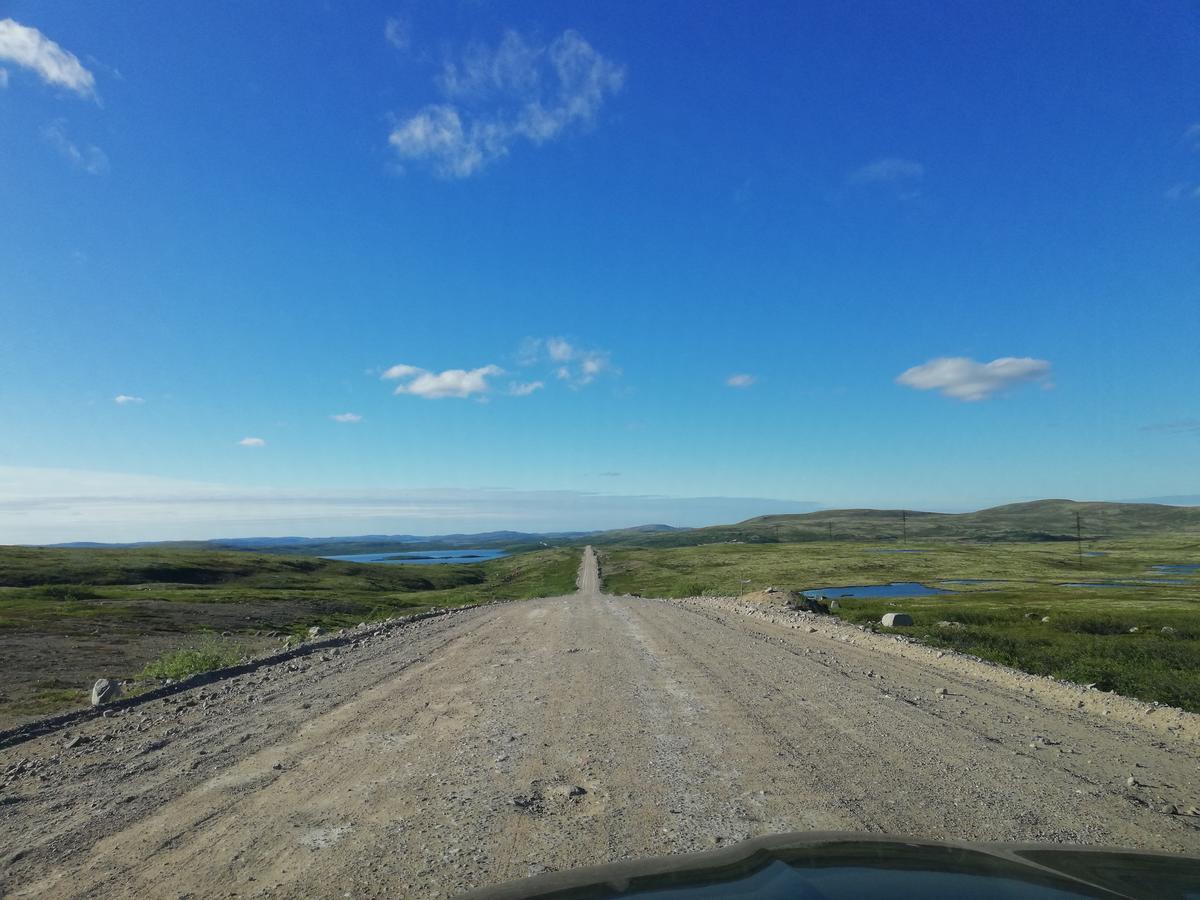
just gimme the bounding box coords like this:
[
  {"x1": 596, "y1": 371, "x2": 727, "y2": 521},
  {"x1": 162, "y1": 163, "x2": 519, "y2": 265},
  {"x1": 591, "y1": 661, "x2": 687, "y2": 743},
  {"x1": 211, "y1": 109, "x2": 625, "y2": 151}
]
[
  {"x1": 0, "y1": 546, "x2": 581, "y2": 725},
  {"x1": 598, "y1": 537, "x2": 1200, "y2": 712}
]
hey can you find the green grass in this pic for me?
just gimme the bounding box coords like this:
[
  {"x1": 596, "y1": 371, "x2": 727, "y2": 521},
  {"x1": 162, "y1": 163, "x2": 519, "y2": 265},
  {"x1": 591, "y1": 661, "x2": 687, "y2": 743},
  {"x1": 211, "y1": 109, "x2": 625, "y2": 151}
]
[
  {"x1": 0, "y1": 545, "x2": 582, "y2": 723},
  {"x1": 140, "y1": 635, "x2": 246, "y2": 681},
  {"x1": 4, "y1": 686, "x2": 87, "y2": 718},
  {"x1": 599, "y1": 538, "x2": 1200, "y2": 712},
  {"x1": 0, "y1": 545, "x2": 582, "y2": 632}
]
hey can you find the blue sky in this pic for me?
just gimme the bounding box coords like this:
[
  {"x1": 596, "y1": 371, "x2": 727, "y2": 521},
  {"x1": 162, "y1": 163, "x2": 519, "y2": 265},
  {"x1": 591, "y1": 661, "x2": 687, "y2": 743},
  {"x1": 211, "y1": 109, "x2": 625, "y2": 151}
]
[{"x1": 1, "y1": 1, "x2": 1198, "y2": 541}]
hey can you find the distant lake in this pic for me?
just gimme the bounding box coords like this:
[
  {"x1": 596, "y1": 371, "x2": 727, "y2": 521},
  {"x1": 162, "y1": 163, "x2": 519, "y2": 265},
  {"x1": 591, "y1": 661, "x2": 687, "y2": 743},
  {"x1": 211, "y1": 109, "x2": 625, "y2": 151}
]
[
  {"x1": 803, "y1": 582, "x2": 952, "y2": 599},
  {"x1": 1152, "y1": 564, "x2": 1200, "y2": 574},
  {"x1": 322, "y1": 549, "x2": 509, "y2": 565}
]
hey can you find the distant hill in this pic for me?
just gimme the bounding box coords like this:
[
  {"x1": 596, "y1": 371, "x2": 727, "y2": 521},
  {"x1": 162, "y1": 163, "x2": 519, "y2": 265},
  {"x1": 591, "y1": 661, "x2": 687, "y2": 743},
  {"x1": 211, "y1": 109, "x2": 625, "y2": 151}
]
[
  {"x1": 39, "y1": 502, "x2": 1199, "y2": 555},
  {"x1": 586, "y1": 500, "x2": 1200, "y2": 547},
  {"x1": 46, "y1": 525, "x2": 691, "y2": 555}
]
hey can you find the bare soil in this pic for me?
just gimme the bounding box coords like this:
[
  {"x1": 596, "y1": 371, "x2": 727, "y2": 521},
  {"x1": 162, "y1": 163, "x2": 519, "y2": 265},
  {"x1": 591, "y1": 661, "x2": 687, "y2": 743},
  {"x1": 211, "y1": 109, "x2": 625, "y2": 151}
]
[{"x1": 2, "y1": 548, "x2": 1199, "y2": 898}]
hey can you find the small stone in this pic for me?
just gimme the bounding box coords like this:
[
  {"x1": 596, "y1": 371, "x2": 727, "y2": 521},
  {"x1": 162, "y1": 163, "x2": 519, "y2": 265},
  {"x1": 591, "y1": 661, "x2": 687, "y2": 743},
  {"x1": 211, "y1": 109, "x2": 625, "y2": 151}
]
[
  {"x1": 881, "y1": 613, "x2": 913, "y2": 627},
  {"x1": 1161, "y1": 626, "x2": 1177, "y2": 635},
  {"x1": 308, "y1": 626, "x2": 323, "y2": 638},
  {"x1": 272, "y1": 762, "x2": 283, "y2": 770},
  {"x1": 1041, "y1": 616, "x2": 1051, "y2": 623},
  {"x1": 63, "y1": 734, "x2": 87, "y2": 749},
  {"x1": 1159, "y1": 804, "x2": 1179, "y2": 815},
  {"x1": 1126, "y1": 776, "x2": 1140, "y2": 788},
  {"x1": 1128, "y1": 627, "x2": 1139, "y2": 634}
]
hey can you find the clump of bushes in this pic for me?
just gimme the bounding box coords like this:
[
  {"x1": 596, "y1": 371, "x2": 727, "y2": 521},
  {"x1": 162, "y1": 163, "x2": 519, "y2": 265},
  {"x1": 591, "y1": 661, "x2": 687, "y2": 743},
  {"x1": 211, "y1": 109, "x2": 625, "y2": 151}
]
[{"x1": 140, "y1": 635, "x2": 244, "y2": 680}]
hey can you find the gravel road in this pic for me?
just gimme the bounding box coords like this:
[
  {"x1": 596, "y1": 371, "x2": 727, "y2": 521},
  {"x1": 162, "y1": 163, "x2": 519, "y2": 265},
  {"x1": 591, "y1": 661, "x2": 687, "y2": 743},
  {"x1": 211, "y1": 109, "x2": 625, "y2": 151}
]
[{"x1": 3, "y1": 547, "x2": 1199, "y2": 898}]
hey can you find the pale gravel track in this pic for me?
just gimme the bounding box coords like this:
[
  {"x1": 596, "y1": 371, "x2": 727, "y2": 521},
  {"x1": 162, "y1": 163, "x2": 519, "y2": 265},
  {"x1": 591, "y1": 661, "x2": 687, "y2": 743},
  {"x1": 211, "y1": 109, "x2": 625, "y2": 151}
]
[{"x1": 2, "y1": 547, "x2": 1199, "y2": 898}]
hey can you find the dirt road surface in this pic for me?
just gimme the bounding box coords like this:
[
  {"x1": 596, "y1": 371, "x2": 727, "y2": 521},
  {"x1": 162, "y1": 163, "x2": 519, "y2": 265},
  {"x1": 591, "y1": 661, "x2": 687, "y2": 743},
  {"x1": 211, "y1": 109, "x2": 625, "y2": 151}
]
[{"x1": 3, "y1": 547, "x2": 1199, "y2": 898}]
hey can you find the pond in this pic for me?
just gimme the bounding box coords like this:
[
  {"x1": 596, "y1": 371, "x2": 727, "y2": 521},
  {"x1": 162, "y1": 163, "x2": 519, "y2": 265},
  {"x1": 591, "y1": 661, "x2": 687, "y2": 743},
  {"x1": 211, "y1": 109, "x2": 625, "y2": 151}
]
[
  {"x1": 865, "y1": 548, "x2": 924, "y2": 554},
  {"x1": 802, "y1": 582, "x2": 952, "y2": 599},
  {"x1": 1059, "y1": 582, "x2": 1147, "y2": 589},
  {"x1": 322, "y1": 549, "x2": 509, "y2": 565},
  {"x1": 1152, "y1": 564, "x2": 1200, "y2": 574}
]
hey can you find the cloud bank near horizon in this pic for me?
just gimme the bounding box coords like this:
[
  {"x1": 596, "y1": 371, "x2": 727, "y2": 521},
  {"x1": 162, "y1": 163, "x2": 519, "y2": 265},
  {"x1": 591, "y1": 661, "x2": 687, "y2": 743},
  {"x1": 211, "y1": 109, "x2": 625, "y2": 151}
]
[{"x1": 0, "y1": 466, "x2": 820, "y2": 544}]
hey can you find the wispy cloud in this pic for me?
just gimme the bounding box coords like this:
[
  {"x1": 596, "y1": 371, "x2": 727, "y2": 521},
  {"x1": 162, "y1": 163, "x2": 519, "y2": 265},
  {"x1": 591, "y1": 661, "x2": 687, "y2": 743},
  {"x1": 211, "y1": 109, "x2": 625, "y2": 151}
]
[
  {"x1": 896, "y1": 356, "x2": 1052, "y2": 401},
  {"x1": 508, "y1": 380, "x2": 544, "y2": 396},
  {"x1": 1165, "y1": 182, "x2": 1200, "y2": 203},
  {"x1": 383, "y1": 363, "x2": 504, "y2": 399},
  {"x1": 522, "y1": 337, "x2": 613, "y2": 387},
  {"x1": 1140, "y1": 419, "x2": 1200, "y2": 435},
  {"x1": 0, "y1": 68, "x2": 8, "y2": 89},
  {"x1": 726, "y1": 373, "x2": 755, "y2": 388},
  {"x1": 238, "y1": 437, "x2": 266, "y2": 448},
  {"x1": 43, "y1": 119, "x2": 108, "y2": 174},
  {"x1": 1185, "y1": 123, "x2": 1200, "y2": 153},
  {"x1": 0, "y1": 18, "x2": 96, "y2": 99},
  {"x1": 384, "y1": 16, "x2": 410, "y2": 52},
  {"x1": 114, "y1": 394, "x2": 144, "y2": 405},
  {"x1": 331, "y1": 412, "x2": 362, "y2": 423},
  {"x1": 849, "y1": 157, "x2": 925, "y2": 186},
  {"x1": 388, "y1": 28, "x2": 625, "y2": 178}
]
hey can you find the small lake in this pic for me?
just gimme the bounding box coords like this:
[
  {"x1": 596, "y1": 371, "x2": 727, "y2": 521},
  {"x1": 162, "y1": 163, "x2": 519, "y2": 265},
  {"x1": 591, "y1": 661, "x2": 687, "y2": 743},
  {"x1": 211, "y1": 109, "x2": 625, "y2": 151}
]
[
  {"x1": 803, "y1": 582, "x2": 952, "y2": 599},
  {"x1": 1152, "y1": 564, "x2": 1200, "y2": 574},
  {"x1": 322, "y1": 549, "x2": 508, "y2": 565},
  {"x1": 1059, "y1": 582, "x2": 1146, "y2": 589},
  {"x1": 865, "y1": 548, "x2": 924, "y2": 554}
]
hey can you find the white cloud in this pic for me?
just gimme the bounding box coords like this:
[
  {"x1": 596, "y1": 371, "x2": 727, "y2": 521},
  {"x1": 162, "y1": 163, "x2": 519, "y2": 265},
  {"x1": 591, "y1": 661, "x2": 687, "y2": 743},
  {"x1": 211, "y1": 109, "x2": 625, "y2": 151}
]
[
  {"x1": 331, "y1": 412, "x2": 362, "y2": 423},
  {"x1": 896, "y1": 356, "x2": 1052, "y2": 401},
  {"x1": 238, "y1": 437, "x2": 266, "y2": 447},
  {"x1": 726, "y1": 374, "x2": 755, "y2": 388},
  {"x1": 381, "y1": 363, "x2": 423, "y2": 380},
  {"x1": 546, "y1": 337, "x2": 574, "y2": 362},
  {"x1": 384, "y1": 16, "x2": 410, "y2": 51},
  {"x1": 849, "y1": 157, "x2": 925, "y2": 185},
  {"x1": 43, "y1": 119, "x2": 108, "y2": 174},
  {"x1": 389, "y1": 28, "x2": 625, "y2": 178},
  {"x1": 0, "y1": 18, "x2": 96, "y2": 99},
  {"x1": 114, "y1": 394, "x2": 144, "y2": 405},
  {"x1": 526, "y1": 336, "x2": 612, "y2": 386},
  {"x1": 508, "y1": 380, "x2": 544, "y2": 396},
  {"x1": 383, "y1": 363, "x2": 504, "y2": 399}
]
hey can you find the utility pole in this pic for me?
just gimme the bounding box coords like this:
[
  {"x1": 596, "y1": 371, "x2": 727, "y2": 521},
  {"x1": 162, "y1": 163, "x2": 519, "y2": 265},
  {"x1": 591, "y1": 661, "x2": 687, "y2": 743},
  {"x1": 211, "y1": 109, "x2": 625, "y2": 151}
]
[
  {"x1": 828, "y1": 521, "x2": 833, "y2": 542},
  {"x1": 1076, "y1": 512, "x2": 1083, "y2": 568},
  {"x1": 901, "y1": 510, "x2": 908, "y2": 544}
]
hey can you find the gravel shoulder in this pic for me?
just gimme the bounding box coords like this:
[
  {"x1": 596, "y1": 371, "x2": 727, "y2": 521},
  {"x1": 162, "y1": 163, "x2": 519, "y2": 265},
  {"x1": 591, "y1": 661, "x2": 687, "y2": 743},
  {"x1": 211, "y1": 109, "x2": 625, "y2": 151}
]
[{"x1": 3, "y1": 547, "x2": 1199, "y2": 898}]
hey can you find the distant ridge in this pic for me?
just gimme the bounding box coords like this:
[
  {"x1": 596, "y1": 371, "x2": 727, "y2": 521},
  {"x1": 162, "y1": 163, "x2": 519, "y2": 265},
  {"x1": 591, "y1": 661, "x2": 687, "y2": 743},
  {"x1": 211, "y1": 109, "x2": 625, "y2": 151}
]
[
  {"x1": 585, "y1": 499, "x2": 1200, "y2": 547},
  {"x1": 45, "y1": 524, "x2": 691, "y2": 555},
  {"x1": 37, "y1": 501, "x2": 1199, "y2": 554}
]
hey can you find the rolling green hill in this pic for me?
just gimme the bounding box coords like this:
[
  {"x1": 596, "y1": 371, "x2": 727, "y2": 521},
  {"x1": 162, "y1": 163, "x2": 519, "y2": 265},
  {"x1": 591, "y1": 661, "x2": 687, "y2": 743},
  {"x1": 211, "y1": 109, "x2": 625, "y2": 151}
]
[{"x1": 586, "y1": 500, "x2": 1200, "y2": 547}]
